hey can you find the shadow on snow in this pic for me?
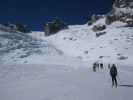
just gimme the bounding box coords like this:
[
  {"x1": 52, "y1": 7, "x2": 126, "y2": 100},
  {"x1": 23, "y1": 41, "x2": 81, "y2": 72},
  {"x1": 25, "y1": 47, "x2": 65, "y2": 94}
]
[{"x1": 118, "y1": 84, "x2": 133, "y2": 87}]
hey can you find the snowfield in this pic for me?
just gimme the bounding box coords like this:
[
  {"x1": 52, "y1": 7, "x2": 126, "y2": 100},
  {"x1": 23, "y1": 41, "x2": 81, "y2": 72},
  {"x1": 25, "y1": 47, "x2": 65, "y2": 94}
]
[
  {"x1": 0, "y1": 64, "x2": 133, "y2": 100},
  {"x1": 1, "y1": 18, "x2": 133, "y2": 65},
  {"x1": 0, "y1": 17, "x2": 133, "y2": 100},
  {"x1": 44, "y1": 19, "x2": 133, "y2": 65}
]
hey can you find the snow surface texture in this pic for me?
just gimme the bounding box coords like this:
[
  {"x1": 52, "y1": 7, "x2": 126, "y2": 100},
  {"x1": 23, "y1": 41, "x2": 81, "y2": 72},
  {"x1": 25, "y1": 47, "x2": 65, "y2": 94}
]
[
  {"x1": 44, "y1": 19, "x2": 133, "y2": 65},
  {"x1": 0, "y1": 64, "x2": 133, "y2": 100},
  {"x1": 1, "y1": 18, "x2": 133, "y2": 65},
  {"x1": 0, "y1": 17, "x2": 133, "y2": 100},
  {"x1": 0, "y1": 30, "x2": 63, "y2": 64}
]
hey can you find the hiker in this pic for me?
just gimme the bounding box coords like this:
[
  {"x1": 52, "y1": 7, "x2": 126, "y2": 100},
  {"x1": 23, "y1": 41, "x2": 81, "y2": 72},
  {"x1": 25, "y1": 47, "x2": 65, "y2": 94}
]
[
  {"x1": 100, "y1": 63, "x2": 103, "y2": 69},
  {"x1": 93, "y1": 63, "x2": 97, "y2": 72},
  {"x1": 110, "y1": 64, "x2": 118, "y2": 87}
]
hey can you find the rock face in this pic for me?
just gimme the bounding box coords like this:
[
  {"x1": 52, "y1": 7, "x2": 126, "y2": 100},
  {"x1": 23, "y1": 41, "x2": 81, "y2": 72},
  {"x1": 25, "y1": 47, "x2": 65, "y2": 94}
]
[
  {"x1": 0, "y1": 23, "x2": 31, "y2": 33},
  {"x1": 113, "y1": 0, "x2": 133, "y2": 8},
  {"x1": 0, "y1": 24, "x2": 17, "y2": 33},
  {"x1": 44, "y1": 18, "x2": 68, "y2": 36},
  {"x1": 106, "y1": 0, "x2": 133, "y2": 25},
  {"x1": 113, "y1": 0, "x2": 133, "y2": 15}
]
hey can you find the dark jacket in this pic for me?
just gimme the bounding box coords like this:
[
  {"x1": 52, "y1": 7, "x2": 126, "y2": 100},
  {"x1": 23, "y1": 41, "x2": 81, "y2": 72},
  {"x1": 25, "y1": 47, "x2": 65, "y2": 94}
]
[{"x1": 110, "y1": 65, "x2": 117, "y2": 77}]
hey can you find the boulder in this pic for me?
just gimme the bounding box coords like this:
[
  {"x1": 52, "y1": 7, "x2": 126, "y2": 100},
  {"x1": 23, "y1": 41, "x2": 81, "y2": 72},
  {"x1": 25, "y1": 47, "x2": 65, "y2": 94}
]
[
  {"x1": 92, "y1": 24, "x2": 106, "y2": 32},
  {"x1": 96, "y1": 32, "x2": 106, "y2": 37},
  {"x1": 125, "y1": 18, "x2": 133, "y2": 27}
]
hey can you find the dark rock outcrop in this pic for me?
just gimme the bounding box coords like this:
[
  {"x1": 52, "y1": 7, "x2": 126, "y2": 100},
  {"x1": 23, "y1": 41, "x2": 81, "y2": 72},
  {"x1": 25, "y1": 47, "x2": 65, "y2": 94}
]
[
  {"x1": 113, "y1": 0, "x2": 133, "y2": 8},
  {"x1": 96, "y1": 32, "x2": 106, "y2": 37},
  {"x1": 92, "y1": 24, "x2": 106, "y2": 32},
  {"x1": 44, "y1": 18, "x2": 68, "y2": 36}
]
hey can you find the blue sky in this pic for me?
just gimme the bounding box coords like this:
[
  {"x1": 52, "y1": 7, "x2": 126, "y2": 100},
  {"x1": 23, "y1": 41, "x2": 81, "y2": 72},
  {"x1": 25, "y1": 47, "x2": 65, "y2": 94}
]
[{"x1": 0, "y1": 0, "x2": 113, "y2": 30}]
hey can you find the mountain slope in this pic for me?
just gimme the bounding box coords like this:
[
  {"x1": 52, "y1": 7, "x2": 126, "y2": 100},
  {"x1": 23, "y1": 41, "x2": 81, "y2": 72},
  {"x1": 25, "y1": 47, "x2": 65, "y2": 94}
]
[
  {"x1": 43, "y1": 18, "x2": 133, "y2": 65},
  {"x1": 1, "y1": 17, "x2": 133, "y2": 65},
  {"x1": 0, "y1": 30, "x2": 63, "y2": 64},
  {"x1": 0, "y1": 63, "x2": 133, "y2": 100},
  {"x1": 0, "y1": 1, "x2": 133, "y2": 100}
]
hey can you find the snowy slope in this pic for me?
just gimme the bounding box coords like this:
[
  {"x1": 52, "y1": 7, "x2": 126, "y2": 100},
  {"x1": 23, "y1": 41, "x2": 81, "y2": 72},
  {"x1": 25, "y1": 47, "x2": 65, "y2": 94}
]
[
  {"x1": 0, "y1": 30, "x2": 63, "y2": 64},
  {"x1": 42, "y1": 18, "x2": 133, "y2": 65},
  {"x1": 1, "y1": 17, "x2": 133, "y2": 65},
  {"x1": 0, "y1": 17, "x2": 133, "y2": 100},
  {"x1": 0, "y1": 64, "x2": 133, "y2": 100}
]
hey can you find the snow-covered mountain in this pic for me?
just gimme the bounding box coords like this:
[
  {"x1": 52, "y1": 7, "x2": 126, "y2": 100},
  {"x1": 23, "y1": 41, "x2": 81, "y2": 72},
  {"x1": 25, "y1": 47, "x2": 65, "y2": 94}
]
[
  {"x1": 0, "y1": 0, "x2": 132, "y2": 65},
  {"x1": 0, "y1": 29, "x2": 64, "y2": 64},
  {"x1": 112, "y1": 0, "x2": 133, "y2": 17},
  {"x1": 0, "y1": 16, "x2": 133, "y2": 65},
  {"x1": 44, "y1": 19, "x2": 133, "y2": 65},
  {"x1": 1, "y1": 20, "x2": 133, "y2": 99},
  {"x1": 0, "y1": 1, "x2": 133, "y2": 100}
]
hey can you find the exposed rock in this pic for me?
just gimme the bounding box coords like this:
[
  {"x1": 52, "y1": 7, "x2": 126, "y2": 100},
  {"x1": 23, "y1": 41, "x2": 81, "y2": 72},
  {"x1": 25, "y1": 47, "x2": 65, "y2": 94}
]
[
  {"x1": 44, "y1": 18, "x2": 68, "y2": 36},
  {"x1": 16, "y1": 24, "x2": 31, "y2": 33},
  {"x1": 118, "y1": 56, "x2": 128, "y2": 60},
  {"x1": 92, "y1": 24, "x2": 106, "y2": 32},
  {"x1": 88, "y1": 14, "x2": 104, "y2": 25},
  {"x1": 0, "y1": 23, "x2": 17, "y2": 33},
  {"x1": 125, "y1": 18, "x2": 133, "y2": 27},
  {"x1": 106, "y1": 0, "x2": 133, "y2": 25},
  {"x1": 0, "y1": 23, "x2": 31, "y2": 33},
  {"x1": 113, "y1": 0, "x2": 133, "y2": 8},
  {"x1": 84, "y1": 51, "x2": 89, "y2": 54},
  {"x1": 96, "y1": 32, "x2": 106, "y2": 37},
  {"x1": 105, "y1": 14, "x2": 117, "y2": 25}
]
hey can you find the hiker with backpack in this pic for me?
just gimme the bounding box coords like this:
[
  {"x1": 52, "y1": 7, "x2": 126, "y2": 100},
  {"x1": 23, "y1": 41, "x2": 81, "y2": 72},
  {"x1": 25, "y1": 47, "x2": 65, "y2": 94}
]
[{"x1": 110, "y1": 64, "x2": 118, "y2": 87}]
